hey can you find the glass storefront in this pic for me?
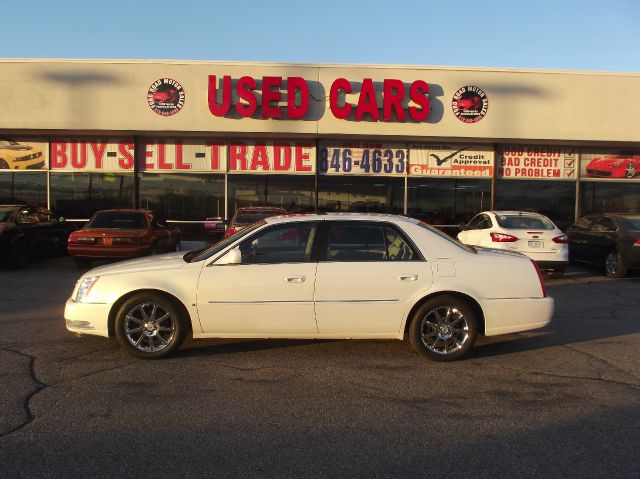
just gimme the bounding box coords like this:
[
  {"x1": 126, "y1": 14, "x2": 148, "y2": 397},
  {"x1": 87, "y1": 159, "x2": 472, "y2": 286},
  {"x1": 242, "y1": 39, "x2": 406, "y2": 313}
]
[
  {"x1": 49, "y1": 172, "x2": 135, "y2": 219},
  {"x1": 494, "y1": 180, "x2": 576, "y2": 230},
  {"x1": 318, "y1": 175, "x2": 404, "y2": 213},
  {"x1": 139, "y1": 173, "x2": 225, "y2": 240},
  {"x1": 407, "y1": 178, "x2": 491, "y2": 227},
  {"x1": 228, "y1": 174, "x2": 315, "y2": 215},
  {"x1": 0, "y1": 173, "x2": 47, "y2": 205},
  {"x1": 580, "y1": 182, "x2": 640, "y2": 216}
]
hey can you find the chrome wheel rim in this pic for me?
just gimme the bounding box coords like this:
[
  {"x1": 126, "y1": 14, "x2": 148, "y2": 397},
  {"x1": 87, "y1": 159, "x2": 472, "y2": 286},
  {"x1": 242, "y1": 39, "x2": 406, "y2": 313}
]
[
  {"x1": 420, "y1": 306, "x2": 469, "y2": 355},
  {"x1": 124, "y1": 302, "x2": 176, "y2": 353},
  {"x1": 626, "y1": 163, "x2": 635, "y2": 178},
  {"x1": 605, "y1": 253, "x2": 618, "y2": 275}
]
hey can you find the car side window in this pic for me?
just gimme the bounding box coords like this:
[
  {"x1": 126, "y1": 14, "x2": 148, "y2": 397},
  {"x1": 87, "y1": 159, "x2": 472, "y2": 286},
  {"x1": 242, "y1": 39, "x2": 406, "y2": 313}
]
[
  {"x1": 239, "y1": 223, "x2": 317, "y2": 264},
  {"x1": 17, "y1": 209, "x2": 38, "y2": 224},
  {"x1": 575, "y1": 216, "x2": 596, "y2": 231},
  {"x1": 465, "y1": 215, "x2": 483, "y2": 230},
  {"x1": 326, "y1": 223, "x2": 417, "y2": 262},
  {"x1": 593, "y1": 217, "x2": 615, "y2": 232}
]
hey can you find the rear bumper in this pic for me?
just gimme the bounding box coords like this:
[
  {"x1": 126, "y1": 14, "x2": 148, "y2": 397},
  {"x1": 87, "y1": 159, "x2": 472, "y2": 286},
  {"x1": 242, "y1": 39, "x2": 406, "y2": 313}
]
[
  {"x1": 68, "y1": 244, "x2": 151, "y2": 259},
  {"x1": 64, "y1": 298, "x2": 111, "y2": 337},
  {"x1": 482, "y1": 296, "x2": 554, "y2": 336}
]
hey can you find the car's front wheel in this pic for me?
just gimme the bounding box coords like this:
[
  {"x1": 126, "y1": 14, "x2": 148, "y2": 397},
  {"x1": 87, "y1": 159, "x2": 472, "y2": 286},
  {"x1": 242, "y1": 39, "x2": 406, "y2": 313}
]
[
  {"x1": 409, "y1": 295, "x2": 478, "y2": 362},
  {"x1": 115, "y1": 293, "x2": 187, "y2": 359},
  {"x1": 605, "y1": 251, "x2": 628, "y2": 278}
]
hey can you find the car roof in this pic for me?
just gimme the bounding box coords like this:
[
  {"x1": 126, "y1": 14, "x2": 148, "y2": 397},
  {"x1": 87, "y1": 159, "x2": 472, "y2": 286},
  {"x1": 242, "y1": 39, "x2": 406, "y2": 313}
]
[
  {"x1": 93, "y1": 209, "x2": 151, "y2": 214},
  {"x1": 235, "y1": 206, "x2": 287, "y2": 213},
  {"x1": 263, "y1": 212, "x2": 420, "y2": 225},
  {"x1": 486, "y1": 210, "x2": 546, "y2": 217}
]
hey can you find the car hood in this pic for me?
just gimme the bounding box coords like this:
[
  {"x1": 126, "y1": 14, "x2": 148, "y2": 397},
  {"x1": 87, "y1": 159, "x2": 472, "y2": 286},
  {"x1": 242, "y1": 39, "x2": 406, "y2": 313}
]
[
  {"x1": 587, "y1": 158, "x2": 627, "y2": 168},
  {"x1": 86, "y1": 252, "x2": 188, "y2": 276}
]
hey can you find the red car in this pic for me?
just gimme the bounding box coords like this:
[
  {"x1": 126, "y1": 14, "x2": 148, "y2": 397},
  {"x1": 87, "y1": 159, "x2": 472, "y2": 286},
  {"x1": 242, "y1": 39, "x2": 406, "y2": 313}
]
[
  {"x1": 68, "y1": 209, "x2": 181, "y2": 267},
  {"x1": 203, "y1": 216, "x2": 225, "y2": 237},
  {"x1": 152, "y1": 89, "x2": 178, "y2": 103},
  {"x1": 456, "y1": 96, "x2": 482, "y2": 111},
  {"x1": 585, "y1": 156, "x2": 640, "y2": 178},
  {"x1": 225, "y1": 206, "x2": 287, "y2": 238}
]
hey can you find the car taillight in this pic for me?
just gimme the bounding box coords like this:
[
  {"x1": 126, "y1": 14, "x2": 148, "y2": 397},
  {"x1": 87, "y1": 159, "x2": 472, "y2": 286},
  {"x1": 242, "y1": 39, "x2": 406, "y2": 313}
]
[
  {"x1": 490, "y1": 232, "x2": 518, "y2": 242},
  {"x1": 225, "y1": 227, "x2": 238, "y2": 238},
  {"x1": 69, "y1": 236, "x2": 96, "y2": 245},
  {"x1": 530, "y1": 259, "x2": 548, "y2": 297},
  {"x1": 112, "y1": 237, "x2": 137, "y2": 245},
  {"x1": 634, "y1": 239, "x2": 640, "y2": 247},
  {"x1": 552, "y1": 235, "x2": 569, "y2": 244}
]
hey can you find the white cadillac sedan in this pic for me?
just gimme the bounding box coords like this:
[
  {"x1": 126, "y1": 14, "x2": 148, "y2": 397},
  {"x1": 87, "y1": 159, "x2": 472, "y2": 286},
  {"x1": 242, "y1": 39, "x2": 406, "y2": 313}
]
[{"x1": 65, "y1": 214, "x2": 554, "y2": 361}]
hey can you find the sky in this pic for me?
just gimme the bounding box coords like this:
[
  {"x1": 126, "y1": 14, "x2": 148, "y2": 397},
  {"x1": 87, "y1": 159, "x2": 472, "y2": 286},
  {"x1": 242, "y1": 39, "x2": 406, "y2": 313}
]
[{"x1": 2, "y1": 0, "x2": 640, "y2": 72}]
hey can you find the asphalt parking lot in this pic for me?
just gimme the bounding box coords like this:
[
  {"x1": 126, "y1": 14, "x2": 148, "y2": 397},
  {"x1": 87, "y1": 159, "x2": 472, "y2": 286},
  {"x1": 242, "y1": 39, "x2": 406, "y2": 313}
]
[{"x1": 0, "y1": 254, "x2": 639, "y2": 478}]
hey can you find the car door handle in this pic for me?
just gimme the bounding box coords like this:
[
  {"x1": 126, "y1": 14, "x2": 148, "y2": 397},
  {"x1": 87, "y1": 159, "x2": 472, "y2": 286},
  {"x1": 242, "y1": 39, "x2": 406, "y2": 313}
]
[
  {"x1": 398, "y1": 275, "x2": 418, "y2": 281},
  {"x1": 284, "y1": 276, "x2": 306, "y2": 283}
]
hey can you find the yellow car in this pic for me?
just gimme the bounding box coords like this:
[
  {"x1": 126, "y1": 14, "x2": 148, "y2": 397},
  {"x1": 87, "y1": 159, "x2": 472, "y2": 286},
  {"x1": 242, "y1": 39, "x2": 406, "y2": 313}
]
[{"x1": 0, "y1": 140, "x2": 45, "y2": 170}]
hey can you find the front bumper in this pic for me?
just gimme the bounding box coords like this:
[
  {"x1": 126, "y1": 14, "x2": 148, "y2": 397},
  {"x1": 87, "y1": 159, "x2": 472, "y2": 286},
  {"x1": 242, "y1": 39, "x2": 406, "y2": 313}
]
[
  {"x1": 68, "y1": 244, "x2": 152, "y2": 260},
  {"x1": 64, "y1": 298, "x2": 111, "y2": 337}
]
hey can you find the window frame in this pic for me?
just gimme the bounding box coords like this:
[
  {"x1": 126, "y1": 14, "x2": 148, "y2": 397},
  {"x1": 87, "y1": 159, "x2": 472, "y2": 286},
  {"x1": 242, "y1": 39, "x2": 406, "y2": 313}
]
[{"x1": 236, "y1": 221, "x2": 321, "y2": 265}]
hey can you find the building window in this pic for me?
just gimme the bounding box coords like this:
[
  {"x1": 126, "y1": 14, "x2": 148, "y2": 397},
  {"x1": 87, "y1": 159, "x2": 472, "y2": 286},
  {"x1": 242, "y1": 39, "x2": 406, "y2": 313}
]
[
  {"x1": 228, "y1": 174, "x2": 315, "y2": 215},
  {"x1": 494, "y1": 179, "x2": 576, "y2": 230},
  {"x1": 318, "y1": 176, "x2": 404, "y2": 214},
  {"x1": 407, "y1": 179, "x2": 490, "y2": 229},
  {"x1": 580, "y1": 182, "x2": 640, "y2": 216},
  {"x1": 49, "y1": 172, "x2": 135, "y2": 219},
  {"x1": 0, "y1": 172, "x2": 47, "y2": 206}
]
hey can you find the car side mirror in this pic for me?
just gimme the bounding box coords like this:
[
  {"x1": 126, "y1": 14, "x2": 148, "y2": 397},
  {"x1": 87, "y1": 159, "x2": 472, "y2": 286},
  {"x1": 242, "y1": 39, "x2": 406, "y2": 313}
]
[
  {"x1": 215, "y1": 247, "x2": 241, "y2": 266},
  {"x1": 458, "y1": 222, "x2": 467, "y2": 231}
]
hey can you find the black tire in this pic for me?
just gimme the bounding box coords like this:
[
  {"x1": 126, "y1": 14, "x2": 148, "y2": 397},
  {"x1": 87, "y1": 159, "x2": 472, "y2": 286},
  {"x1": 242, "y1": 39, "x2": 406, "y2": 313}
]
[
  {"x1": 150, "y1": 242, "x2": 159, "y2": 255},
  {"x1": 115, "y1": 293, "x2": 187, "y2": 359},
  {"x1": 605, "y1": 251, "x2": 628, "y2": 278},
  {"x1": 408, "y1": 295, "x2": 478, "y2": 362},
  {"x1": 0, "y1": 158, "x2": 9, "y2": 169},
  {"x1": 73, "y1": 257, "x2": 92, "y2": 268},
  {"x1": 9, "y1": 240, "x2": 30, "y2": 268}
]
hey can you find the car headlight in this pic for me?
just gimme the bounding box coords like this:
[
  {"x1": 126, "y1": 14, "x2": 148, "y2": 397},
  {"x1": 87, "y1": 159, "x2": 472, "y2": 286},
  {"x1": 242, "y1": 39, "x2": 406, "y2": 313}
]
[{"x1": 75, "y1": 276, "x2": 99, "y2": 302}]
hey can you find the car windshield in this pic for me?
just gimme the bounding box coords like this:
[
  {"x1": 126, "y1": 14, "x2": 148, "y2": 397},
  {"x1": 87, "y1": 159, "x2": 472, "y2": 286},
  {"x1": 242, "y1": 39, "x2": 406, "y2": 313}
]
[
  {"x1": 618, "y1": 215, "x2": 640, "y2": 230},
  {"x1": 88, "y1": 212, "x2": 148, "y2": 229},
  {"x1": 234, "y1": 212, "x2": 283, "y2": 224},
  {"x1": 184, "y1": 221, "x2": 266, "y2": 263},
  {"x1": 0, "y1": 140, "x2": 19, "y2": 148},
  {"x1": 495, "y1": 214, "x2": 555, "y2": 230}
]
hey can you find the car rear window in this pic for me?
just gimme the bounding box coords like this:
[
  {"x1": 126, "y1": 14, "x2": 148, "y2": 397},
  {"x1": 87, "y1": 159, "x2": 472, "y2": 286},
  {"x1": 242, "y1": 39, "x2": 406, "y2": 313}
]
[
  {"x1": 495, "y1": 214, "x2": 555, "y2": 230},
  {"x1": 88, "y1": 212, "x2": 148, "y2": 229}
]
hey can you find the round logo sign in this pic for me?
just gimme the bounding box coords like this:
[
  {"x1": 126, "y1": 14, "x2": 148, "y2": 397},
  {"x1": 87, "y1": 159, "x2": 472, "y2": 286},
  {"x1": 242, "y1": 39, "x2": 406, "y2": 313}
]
[
  {"x1": 147, "y1": 78, "x2": 185, "y2": 116},
  {"x1": 452, "y1": 86, "x2": 488, "y2": 123}
]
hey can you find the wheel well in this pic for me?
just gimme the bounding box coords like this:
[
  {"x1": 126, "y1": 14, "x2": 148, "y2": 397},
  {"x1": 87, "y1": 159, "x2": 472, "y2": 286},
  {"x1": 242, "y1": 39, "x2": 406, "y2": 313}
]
[
  {"x1": 107, "y1": 289, "x2": 193, "y2": 337},
  {"x1": 403, "y1": 291, "x2": 486, "y2": 337}
]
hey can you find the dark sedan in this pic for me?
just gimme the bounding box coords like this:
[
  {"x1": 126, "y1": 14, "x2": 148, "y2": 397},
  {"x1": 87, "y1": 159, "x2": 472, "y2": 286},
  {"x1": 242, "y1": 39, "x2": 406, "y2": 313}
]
[
  {"x1": 0, "y1": 204, "x2": 77, "y2": 268},
  {"x1": 566, "y1": 213, "x2": 640, "y2": 278}
]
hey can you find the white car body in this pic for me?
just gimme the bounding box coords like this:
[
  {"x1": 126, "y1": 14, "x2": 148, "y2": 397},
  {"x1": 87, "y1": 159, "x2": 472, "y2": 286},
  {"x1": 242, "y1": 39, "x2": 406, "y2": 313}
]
[
  {"x1": 457, "y1": 211, "x2": 569, "y2": 272},
  {"x1": 65, "y1": 213, "x2": 554, "y2": 360}
]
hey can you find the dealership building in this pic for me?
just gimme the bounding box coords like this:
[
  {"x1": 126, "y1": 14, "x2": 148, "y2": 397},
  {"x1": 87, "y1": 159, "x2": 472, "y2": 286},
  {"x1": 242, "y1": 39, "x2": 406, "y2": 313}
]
[{"x1": 1, "y1": 59, "x2": 639, "y2": 237}]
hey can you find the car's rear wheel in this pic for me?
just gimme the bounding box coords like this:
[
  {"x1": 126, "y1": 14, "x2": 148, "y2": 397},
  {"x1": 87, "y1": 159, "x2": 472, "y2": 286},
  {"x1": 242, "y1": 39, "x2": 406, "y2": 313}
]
[
  {"x1": 605, "y1": 251, "x2": 628, "y2": 278},
  {"x1": 115, "y1": 293, "x2": 187, "y2": 359},
  {"x1": 9, "y1": 241, "x2": 30, "y2": 268},
  {"x1": 0, "y1": 159, "x2": 9, "y2": 169},
  {"x1": 409, "y1": 295, "x2": 478, "y2": 362}
]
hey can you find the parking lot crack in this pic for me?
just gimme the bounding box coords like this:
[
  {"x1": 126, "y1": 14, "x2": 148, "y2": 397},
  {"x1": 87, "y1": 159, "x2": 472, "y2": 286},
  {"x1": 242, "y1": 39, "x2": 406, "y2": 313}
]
[
  {"x1": 0, "y1": 348, "x2": 48, "y2": 438},
  {"x1": 527, "y1": 371, "x2": 640, "y2": 390},
  {"x1": 47, "y1": 361, "x2": 138, "y2": 387}
]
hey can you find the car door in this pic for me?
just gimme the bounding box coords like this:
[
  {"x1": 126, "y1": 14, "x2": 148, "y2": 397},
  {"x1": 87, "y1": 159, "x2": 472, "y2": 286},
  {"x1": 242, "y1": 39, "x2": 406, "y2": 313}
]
[
  {"x1": 584, "y1": 216, "x2": 617, "y2": 263},
  {"x1": 314, "y1": 221, "x2": 430, "y2": 335},
  {"x1": 566, "y1": 216, "x2": 596, "y2": 261},
  {"x1": 196, "y1": 221, "x2": 319, "y2": 335}
]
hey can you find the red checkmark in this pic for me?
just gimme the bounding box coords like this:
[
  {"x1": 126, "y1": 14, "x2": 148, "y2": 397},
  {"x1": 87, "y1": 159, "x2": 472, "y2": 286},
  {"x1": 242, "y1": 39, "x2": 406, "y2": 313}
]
[
  {"x1": 565, "y1": 169, "x2": 575, "y2": 177},
  {"x1": 564, "y1": 159, "x2": 575, "y2": 168}
]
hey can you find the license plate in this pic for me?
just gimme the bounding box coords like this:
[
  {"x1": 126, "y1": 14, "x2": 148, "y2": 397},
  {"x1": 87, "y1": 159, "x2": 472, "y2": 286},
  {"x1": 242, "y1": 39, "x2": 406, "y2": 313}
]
[{"x1": 528, "y1": 240, "x2": 543, "y2": 248}]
